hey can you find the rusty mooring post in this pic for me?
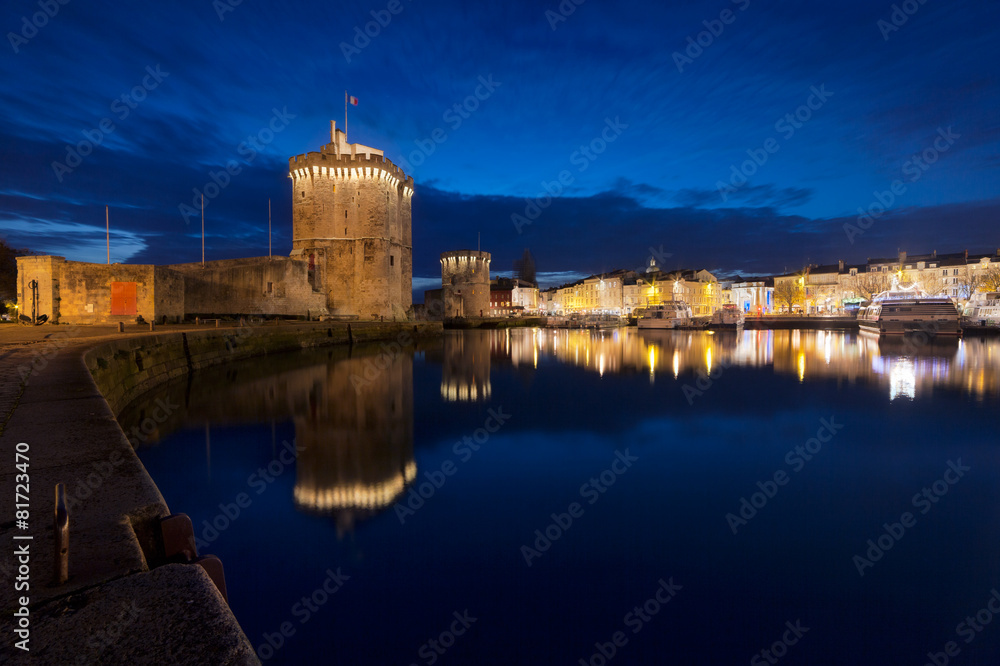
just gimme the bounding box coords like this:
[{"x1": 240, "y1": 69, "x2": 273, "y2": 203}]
[{"x1": 54, "y1": 483, "x2": 69, "y2": 585}]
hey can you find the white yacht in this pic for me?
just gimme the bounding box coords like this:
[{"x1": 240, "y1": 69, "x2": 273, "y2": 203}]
[
  {"x1": 637, "y1": 301, "x2": 694, "y2": 329},
  {"x1": 857, "y1": 279, "x2": 961, "y2": 337},
  {"x1": 707, "y1": 304, "x2": 745, "y2": 329},
  {"x1": 962, "y1": 292, "x2": 1000, "y2": 327}
]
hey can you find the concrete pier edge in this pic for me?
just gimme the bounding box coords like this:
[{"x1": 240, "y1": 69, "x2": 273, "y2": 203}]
[{"x1": 1, "y1": 320, "x2": 442, "y2": 664}]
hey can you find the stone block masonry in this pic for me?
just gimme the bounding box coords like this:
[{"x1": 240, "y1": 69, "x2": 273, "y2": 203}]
[{"x1": 289, "y1": 123, "x2": 414, "y2": 320}]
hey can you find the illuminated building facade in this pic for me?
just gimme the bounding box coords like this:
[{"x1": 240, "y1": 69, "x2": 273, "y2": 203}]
[
  {"x1": 289, "y1": 122, "x2": 414, "y2": 319},
  {"x1": 441, "y1": 250, "x2": 491, "y2": 318}
]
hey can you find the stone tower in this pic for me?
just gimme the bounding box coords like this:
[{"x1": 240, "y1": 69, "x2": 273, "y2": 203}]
[
  {"x1": 289, "y1": 122, "x2": 414, "y2": 319},
  {"x1": 440, "y1": 250, "x2": 491, "y2": 318}
]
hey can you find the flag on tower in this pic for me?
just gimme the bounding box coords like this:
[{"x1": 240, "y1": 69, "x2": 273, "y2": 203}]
[{"x1": 348, "y1": 95, "x2": 358, "y2": 106}]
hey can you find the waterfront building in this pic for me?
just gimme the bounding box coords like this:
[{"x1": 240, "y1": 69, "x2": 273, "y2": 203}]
[
  {"x1": 15, "y1": 124, "x2": 416, "y2": 323},
  {"x1": 440, "y1": 250, "x2": 491, "y2": 318},
  {"x1": 731, "y1": 278, "x2": 775, "y2": 315}
]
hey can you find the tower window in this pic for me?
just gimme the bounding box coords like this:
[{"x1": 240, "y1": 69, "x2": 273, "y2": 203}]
[
  {"x1": 332, "y1": 184, "x2": 336, "y2": 192},
  {"x1": 390, "y1": 255, "x2": 394, "y2": 267},
  {"x1": 301, "y1": 191, "x2": 305, "y2": 198},
  {"x1": 345, "y1": 210, "x2": 348, "y2": 218}
]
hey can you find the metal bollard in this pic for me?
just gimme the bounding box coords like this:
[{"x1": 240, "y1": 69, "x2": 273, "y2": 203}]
[
  {"x1": 54, "y1": 483, "x2": 69, "y2": 585},
  {"x1": 149, "y1": 321, "x2": 155, "y2": 331}
]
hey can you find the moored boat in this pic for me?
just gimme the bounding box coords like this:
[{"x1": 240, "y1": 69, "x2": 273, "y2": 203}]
[
  {"x1": 637, "y1": 301, "x2": 693, "y2": 330},
  {"x1": 857, "y1": 280, "x2": 961, "y2": 337},
  {"x1": 707, "y1": 303, "x2": 744, "y2": 329},
  {"x1": 962, "y1": 292, "x2": 1000, "y2": 327}
]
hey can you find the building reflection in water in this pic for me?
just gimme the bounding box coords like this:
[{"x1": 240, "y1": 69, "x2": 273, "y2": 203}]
[
  {"x1": 292, "y1": 352, "x2": 415, "y2": 533},
  {"x1": 127, "y1": 346, "x2": 418, "y2": 534},
  {"x1": 475, "y1": 327, "x2": 1000, "y2": 400},
  {"x1": 440, "y1": 331, "x2": 492, "y2": 401}
]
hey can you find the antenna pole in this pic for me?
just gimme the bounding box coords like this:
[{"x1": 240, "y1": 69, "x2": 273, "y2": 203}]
[
  {"x1": 268, "y1": 198, "x2": 272, "y2": 259},
  {"x1": 201, "y1": 194, "x2": 205, "y2": 267},
  {"x1": 105, "y1": 205, "x2": 110, "y2": 264}
]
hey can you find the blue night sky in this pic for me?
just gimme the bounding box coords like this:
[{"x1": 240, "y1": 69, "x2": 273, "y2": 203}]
[{"x1": 1, "y1": 0, "x2": 998, "y2": 291}]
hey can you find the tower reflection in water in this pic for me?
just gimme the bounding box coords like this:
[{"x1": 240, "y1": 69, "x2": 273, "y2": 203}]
[
  {"x1": 292, "y1": 351, "x2": 416, "y2": 533},
  {"x1": 439, "y1": 331, "x2": 491, "y2": 401}
]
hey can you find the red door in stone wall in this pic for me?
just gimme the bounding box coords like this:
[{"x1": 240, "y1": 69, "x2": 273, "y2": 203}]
[{"x1": 110, "y1": 282, "x2": 137, "y2": 315}]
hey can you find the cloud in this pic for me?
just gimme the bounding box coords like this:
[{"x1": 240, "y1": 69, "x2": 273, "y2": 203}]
[{"x1": 675, "y1": 184, "x2": 813, "y2": 209}]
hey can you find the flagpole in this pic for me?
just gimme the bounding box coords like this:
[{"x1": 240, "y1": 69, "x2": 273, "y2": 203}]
[
  {"x1": 201, "y1": 194, "x2": 205, "y2": 267},
  {"x1": 105, "y1": 205, "x2": 110, "y2": 264},
  {"x1": 344, "y1": 90, "x2": 348, "y2": 139},
  {"x1": 268, "y1": 198, "x2": 272, "y2": 260}
]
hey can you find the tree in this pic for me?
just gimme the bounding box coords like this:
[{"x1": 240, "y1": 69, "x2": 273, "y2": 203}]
[
  {"x1": 850, "y1": 271, "x2": 892, "y2": 301},
  {"x1": 919, "y1": 273, "x2": 947, "y2": 297},
  {"x1": 0, "y1": 239, "x2": 30, "y2": 303},
  {"x1": 979, "y1": 265, "x2": 1000, "y2": 292},
  {"x1": 774, "y1": 279, "x2": 804, "y2": 312},
  {"x1": 513, "y1": 249, "x2": 536, "y2": 286},
  {"x1": 954, "y1": 266, "x2": 984, "y2": 300}
]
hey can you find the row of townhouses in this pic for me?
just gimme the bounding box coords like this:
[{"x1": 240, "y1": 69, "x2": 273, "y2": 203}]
[{"x1": 494, "y1": 249, "x2": 1000, "y2": 317}]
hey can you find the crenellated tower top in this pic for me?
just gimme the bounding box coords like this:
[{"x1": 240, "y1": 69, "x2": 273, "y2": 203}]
[{"x1": 288, "y1": 121, "x2": 413, "y2": 194}]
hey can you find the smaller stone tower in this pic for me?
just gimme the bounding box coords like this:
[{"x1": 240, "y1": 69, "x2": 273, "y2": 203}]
[{"x1": 440, "y1": 250, "x2": 490, "y2": 318}]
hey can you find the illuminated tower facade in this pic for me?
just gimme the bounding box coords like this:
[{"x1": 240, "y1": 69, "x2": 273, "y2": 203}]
[
  {"x1": 289, "y1": 122, "x2": 414, "y2": 319},
  {"x1": 440, "y1": 250, "x2": 491, "y2": 318}
]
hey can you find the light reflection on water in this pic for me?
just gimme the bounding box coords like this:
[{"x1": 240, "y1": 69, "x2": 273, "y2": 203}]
[
  {"x1": 462, "y1": 328, "x2": 1000, "y2": 400},
  {"x1": 130, "y1": 328, "x2": 1000, "y2": 664}
]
